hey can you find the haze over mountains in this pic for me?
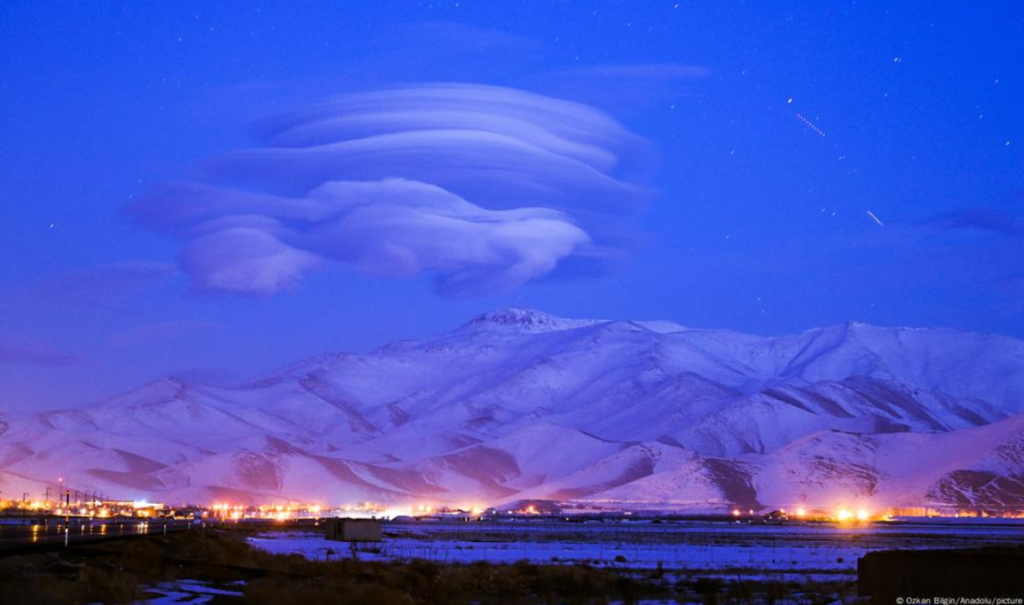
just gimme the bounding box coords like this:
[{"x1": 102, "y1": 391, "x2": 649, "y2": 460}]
[{"x1": 2, "y1": 308, "x2": 1023, "y2": 513}]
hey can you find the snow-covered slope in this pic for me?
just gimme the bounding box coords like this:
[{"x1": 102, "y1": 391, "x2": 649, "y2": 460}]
[{"x1": 1, "y1": 308, "x2": 1022, "y2": 513}]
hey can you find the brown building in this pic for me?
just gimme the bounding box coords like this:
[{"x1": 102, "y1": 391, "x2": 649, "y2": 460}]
[{"x1": 324, "y1": 518, "x2": 383, "y2": 542}]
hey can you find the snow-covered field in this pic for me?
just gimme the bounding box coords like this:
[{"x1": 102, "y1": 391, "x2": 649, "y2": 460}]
[
  {"x1": 247, "y1": 520, "x2": 1024, "y2": 580},
  {"x1": 138, "y1": 579, "x2": 245, "y2": 604}
]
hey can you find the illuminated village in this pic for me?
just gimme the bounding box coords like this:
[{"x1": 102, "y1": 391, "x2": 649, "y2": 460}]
[{"x1": 2, "y1": 483, "x2": 1021, "y2": 525}]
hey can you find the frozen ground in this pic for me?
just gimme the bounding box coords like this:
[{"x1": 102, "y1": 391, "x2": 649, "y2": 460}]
[
  {"x1": 247, "y1": 520, "x2": 1024, "y2": 580},
  {"x1": 138, "y1": 579, "x2": 244, "y2": 604}
]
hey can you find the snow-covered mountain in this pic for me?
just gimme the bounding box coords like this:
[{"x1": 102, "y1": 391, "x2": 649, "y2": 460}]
[{"x1": 2, "y1": 308, "x2": 1023, "y2": 514}]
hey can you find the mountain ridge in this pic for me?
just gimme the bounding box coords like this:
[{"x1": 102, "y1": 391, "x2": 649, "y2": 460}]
[{"x1": 1, "y1": 308, "x2": 1022, "y2": 514}]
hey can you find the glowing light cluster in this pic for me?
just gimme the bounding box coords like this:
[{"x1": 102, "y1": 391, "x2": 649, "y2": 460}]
[{"x1": 834, "y1": 507, "x2": 873, "y2": 523}]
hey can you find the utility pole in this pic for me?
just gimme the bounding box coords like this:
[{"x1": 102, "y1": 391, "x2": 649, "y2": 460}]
[{"x1": 64, "y1": 490, "x2": 70, "y2": 548}]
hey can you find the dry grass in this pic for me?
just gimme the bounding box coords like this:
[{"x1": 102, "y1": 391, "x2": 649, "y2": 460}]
[{"x1": 0, "y1": 528, "x2": 854, "y2": 604}]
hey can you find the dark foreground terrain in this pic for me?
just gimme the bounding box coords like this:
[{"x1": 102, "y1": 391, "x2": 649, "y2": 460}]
[{"x1": 0, "y1": 526, "x2": 855, "y2": 604}]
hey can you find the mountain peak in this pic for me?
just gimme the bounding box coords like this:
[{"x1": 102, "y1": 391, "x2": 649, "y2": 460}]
[
  {"x1": 99, "y1": 376, "x2": 192, "y2": 409},
  {"x1": 4, "y1": 308, "x2": 1023, "y2": 512},
  {"x1": 463, "y1": 308, "x2": 601, "y2": 333}
]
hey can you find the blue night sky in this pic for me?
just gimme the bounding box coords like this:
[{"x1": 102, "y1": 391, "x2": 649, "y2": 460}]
[{"x1": 1, "y1": 1, "x2": 1022, "y2": 409}]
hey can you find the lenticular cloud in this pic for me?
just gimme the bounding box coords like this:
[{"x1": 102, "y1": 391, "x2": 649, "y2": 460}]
[{"x1": 129, "y1": 84, "x2": 649, "y2": 296}]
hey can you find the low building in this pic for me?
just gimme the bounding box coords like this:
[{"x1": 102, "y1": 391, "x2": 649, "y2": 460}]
[
  {"x1": 324, "y1": 518, "x2": 383, "y2": 542},
  {"x1": 858, "y1": 546, "x2": 1024, "y2": 602}
]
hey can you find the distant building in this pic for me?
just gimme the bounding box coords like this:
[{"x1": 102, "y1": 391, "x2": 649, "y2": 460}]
[
  {"x1": 859, "y1": 546, "x2": 1024, "y2": 600},
  {"x1": 324, "y1": 518, "x2": 383, "y2": 542}
]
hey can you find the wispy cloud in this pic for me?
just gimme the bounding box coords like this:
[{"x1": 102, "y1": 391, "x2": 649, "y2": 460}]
[
  {"x1": 988, "y1": 272, "x2": 1024, "y2": 285},
  {"x1": 32, "y1": 261, "x2": 180, "y2": 307},
  {"x1": 129, "y1": 84, "x2": 651, "y2": 296},
  {"x1": 378, "y1": 22, "x2": 543, "y2": 55},
  {"x1": 921, "y1": 206, "x2": 1023, "y2": 236},
  {"x1": 523, "y1": 62, "x2": 711, "y2": 116},
  {"x1": 0, "y1": 336, "x2": 80, "y2": 367},
  {"x1": 110, "y1": 320, "x2": 223, "y2": 345}
]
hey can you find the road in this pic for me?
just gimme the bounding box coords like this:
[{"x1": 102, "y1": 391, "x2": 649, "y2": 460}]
[{"x1": 0, "y1": 517, "x2": 200, "y2": 553}]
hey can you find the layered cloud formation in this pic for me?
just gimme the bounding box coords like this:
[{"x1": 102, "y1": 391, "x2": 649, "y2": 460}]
[{"x1": 129, "y1": 84, "x2": 649, "y2": 296}]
